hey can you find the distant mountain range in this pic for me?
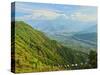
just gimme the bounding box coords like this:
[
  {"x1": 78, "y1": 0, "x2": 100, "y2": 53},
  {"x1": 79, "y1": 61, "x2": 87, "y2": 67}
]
[
  {"x1": 28, "y1": 16, "x2": 97, "y2": 53},
  {"x1": 79, "y1": 25, "x2": 97, "y2": 33},
  {"x1": 35, "y1": 22, "x2": 97, "y2": 53},
  {"x1": 29, "y1": 15, "x2": 96, "y2": 34}
]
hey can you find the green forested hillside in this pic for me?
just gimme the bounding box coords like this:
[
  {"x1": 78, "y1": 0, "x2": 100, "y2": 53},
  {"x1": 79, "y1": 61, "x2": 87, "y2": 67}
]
[{"x1": 11, "y1": 21, "x2": 96, "y2": 73}]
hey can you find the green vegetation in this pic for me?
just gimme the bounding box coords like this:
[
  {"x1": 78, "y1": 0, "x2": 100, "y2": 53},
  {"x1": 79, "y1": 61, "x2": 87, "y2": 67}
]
[
  {"x1": 11, "y1": 21, "x2": 97, "y2": 73},
  {"x1": 88, "y1": 50, "x2": 97, "y2": 68}
]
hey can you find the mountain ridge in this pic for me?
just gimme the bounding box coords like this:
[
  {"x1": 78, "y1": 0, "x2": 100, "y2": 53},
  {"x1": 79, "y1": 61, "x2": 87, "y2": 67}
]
[{"x1": 12, "y1": 21, "x2": 90, "y2": 73}]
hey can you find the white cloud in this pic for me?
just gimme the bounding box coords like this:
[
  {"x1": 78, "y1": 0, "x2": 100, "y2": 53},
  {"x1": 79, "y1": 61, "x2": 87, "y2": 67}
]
[
  {"x1": 31, "y1": 9, "x2": 60, "y2": 20},
  {"x1": 69, "y1": 7, "x2": 97, "y2": 23},
  {"x1": 16, "y1": 15, "x2": 32, "y2": 21},
  {"x1": 70, "y1": 12, "x2": 97, "y2": 22},
  {"x1": 16, "y1": 9, "x2": 69, "y2": 21},
  {"x1": 15, "y1": 3, "x2": 97, "y2": 23}
]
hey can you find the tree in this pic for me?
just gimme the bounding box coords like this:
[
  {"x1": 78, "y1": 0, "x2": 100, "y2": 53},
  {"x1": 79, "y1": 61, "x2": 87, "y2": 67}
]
[{"x1": 88, "y1": 50, "x2": 97, "y2": 68}]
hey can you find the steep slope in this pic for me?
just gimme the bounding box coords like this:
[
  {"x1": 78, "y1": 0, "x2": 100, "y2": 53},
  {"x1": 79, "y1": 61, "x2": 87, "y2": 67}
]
[{"x1": 11, "y1": 21, "x2": 88, "y2": 73}]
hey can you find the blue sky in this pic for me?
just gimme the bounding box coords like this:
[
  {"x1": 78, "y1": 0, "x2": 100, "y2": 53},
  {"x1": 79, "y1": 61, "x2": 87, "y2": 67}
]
[{"x1": 12, "y1": 2, "x2": 97, "y2": 27}]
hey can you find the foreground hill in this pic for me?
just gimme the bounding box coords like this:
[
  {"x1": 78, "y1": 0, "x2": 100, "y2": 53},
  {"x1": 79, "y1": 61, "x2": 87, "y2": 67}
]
[{"x1": 11, "y1": 21, "x2": 91, "y2": 73}]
